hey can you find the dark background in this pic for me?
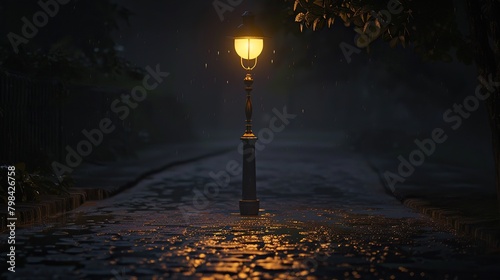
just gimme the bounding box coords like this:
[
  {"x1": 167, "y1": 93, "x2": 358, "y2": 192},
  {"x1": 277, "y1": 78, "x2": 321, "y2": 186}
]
[{"x1": 0, "y1": 0, "x2": 493, "y2": 175}]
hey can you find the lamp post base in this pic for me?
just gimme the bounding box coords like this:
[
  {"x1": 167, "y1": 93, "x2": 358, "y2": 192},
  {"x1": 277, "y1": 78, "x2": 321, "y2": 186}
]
[{"x1": 239, "y1": 199, "x2": 260, "y2": 215}]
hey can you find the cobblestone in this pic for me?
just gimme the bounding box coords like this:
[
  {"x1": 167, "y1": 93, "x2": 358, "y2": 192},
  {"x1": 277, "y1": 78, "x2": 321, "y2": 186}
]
[{"x1": 2, "y1": 143, "x2": 500, "y2": 279}]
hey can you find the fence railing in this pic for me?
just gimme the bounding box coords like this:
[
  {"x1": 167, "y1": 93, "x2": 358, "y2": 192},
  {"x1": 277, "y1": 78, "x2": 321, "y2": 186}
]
[
  {"x1": 0, "y1": 70, "x2": 65, "y2": 165},
  {"x1": 0, "y1": 69, "x2": 139, "y2": 168}
]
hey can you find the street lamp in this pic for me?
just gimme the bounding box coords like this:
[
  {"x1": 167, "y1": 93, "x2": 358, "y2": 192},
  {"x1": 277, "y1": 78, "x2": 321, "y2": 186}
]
[{"x1": 233, "y1": 11, "x2": 263, "y2": 216}]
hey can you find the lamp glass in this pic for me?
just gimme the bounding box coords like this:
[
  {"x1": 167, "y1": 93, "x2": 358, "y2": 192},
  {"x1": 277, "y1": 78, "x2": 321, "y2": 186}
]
[{"x1": 234, "y1": 38, "x2": 263, "y2": 60}]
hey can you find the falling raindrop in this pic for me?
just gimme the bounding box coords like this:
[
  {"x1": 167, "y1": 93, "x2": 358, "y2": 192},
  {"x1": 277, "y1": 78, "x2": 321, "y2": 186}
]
[{"x1": 205, "y1": 63, "x2": 208, "y2": 69}]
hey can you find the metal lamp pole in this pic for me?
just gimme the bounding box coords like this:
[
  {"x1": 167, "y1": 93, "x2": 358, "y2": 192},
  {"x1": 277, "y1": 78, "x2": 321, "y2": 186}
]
[
  {"x1": 233, "y1": 11, "x2": 263, "y2": 216},
  {"x1": 239, "y1": 73, "x2": 259, "y2": 215}
]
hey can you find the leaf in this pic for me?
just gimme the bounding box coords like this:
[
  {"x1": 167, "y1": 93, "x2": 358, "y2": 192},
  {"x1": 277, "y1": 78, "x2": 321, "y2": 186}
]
[
  {"x1": 366, "y1": 12, "x2": 372, "y2": 21},
  {"x1": 305, "y1": 11, "x2": 316, "y2": 25},
  {"x1": 339, "y1": 12, "x2": 348, "y2": 23},
  {"x1": 328, "y1": 17, "x2": 335, "y2": 28},
  {"x1": 313, "y1": 17, "x2": 320, "y2": 31},
  {"x1": 390, "y1": 37, "x2": 399, "y2": 48},
  {"x1": 294, "y1": 0, "x2": 299, "y2": 11},
  {"x1": 300, "y1": 23, "x2": 304, "y2": 32},
  {"x1": 353, "y1": 15, "x2": 364, "y2": 27},
  {"x1": 295, "y1": 12, "x2": 305, "y2": 22},
  {"x1": 363, "y1": 21, "x2": 370, "y2": 33},
  {"x1": 399, "y1": 35, "x2": 406, "y2": 47},
  {"x1": 313, "y1": 0, "x2": 323, "y2": 7}
]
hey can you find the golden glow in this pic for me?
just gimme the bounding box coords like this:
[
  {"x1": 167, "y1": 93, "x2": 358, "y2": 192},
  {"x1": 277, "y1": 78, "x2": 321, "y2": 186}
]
[{"x1": 234, "y1": 38, "x2": 263, "y2": 60}]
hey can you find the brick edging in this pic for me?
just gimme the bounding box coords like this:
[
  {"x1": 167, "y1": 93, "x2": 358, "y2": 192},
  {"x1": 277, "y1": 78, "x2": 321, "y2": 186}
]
[
  {"x1": 403, "y1": 198, "x2": 500, "y2": 251},
  {"x1": 0, "y1": 188, "x2": 108, "y2": 232}
]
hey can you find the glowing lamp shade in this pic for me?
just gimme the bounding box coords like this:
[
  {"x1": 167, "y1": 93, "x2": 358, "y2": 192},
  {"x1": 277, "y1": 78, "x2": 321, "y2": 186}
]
[
  {"x1": 232, "y1": 11, "x2": 265, "y2": 70},
  {"x1": 234, "y1": 37, "x2": 263, "y2": 60}
]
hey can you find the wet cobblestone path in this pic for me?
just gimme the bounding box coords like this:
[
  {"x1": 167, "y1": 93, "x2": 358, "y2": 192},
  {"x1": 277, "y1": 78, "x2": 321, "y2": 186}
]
[{"x1": 2, "y1": 145, "x2": 500, "y2": 279}]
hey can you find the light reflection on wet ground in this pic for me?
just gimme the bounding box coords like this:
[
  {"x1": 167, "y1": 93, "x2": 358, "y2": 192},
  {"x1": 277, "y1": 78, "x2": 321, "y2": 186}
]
[
  {"x1": 2, "y1": 147, "x2": 500, "y2": 279},
  {"x1": 6, "y1": 210, "x2": 499, "y2": 280}
]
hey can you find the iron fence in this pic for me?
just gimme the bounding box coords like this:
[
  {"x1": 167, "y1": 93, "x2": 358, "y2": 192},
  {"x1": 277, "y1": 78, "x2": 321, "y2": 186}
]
[{"x1": 0, "y1": 70, "x2": 65, "y2": 165}]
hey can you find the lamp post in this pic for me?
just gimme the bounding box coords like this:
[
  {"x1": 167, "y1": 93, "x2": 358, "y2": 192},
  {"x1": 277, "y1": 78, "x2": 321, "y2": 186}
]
[{"x1": 233, "y1": 11, "x2": 264, "y2": 216}]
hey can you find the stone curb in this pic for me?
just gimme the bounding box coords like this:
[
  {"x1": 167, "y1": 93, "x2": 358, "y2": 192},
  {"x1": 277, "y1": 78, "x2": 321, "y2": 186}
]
[
  {"x1": 0, "y1": 189, "x2": 94, "y2": 232},
  {"x1": 366, "y1": 156, "x2": 500, "y2": 251},
  {"x1": 403, "y1": 198, "x2": 500, "y2": 251},
  {"x1": 0, "y1": 148, "x2": 232, "y2": 232}
]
